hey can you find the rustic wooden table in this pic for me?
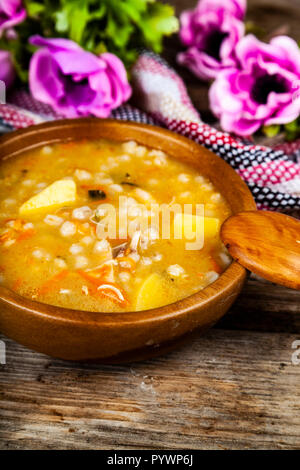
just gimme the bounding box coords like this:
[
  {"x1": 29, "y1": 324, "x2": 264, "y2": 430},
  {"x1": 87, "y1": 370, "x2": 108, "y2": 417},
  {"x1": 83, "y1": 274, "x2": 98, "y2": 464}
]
[{"x1": 0, "y1": 0, "x2": 299, "y2": 450}]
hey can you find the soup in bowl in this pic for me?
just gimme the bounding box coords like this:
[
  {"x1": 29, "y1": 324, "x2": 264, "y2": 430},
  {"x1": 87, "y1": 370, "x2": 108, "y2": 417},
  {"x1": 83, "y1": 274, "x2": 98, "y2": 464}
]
[
  {"x1": 0, "y1": 120, "x2": 255, "y2": 362},
  {"x1": 0, "y1": 138, "x2": 232, "y2": 312}
]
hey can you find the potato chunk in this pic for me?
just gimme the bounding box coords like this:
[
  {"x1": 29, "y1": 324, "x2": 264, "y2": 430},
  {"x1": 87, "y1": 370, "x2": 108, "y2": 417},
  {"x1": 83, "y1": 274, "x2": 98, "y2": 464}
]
[
  {"x1": 19, "y1": 180, "x2": 77, "y2": 216},
  {"x1": 173, "y1": 213, "x2": 220, "y2": 242},
  {"x1": 135, "y1": 273, "x2": 176, "y2": 311}
]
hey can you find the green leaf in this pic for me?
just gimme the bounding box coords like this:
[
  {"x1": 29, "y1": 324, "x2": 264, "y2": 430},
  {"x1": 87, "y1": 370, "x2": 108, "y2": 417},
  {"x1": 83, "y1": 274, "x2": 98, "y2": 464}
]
[
  {"x1": 89, "y1": 3, "x2": 106, "y2": 21},
  {"x1": 284, "y1": 119, "x2": 300, "y2": 141},
  {"x1": 54, "y1": 0, "x2": 91, "y2": 44},
  {"x1": 13, "y1": 60, "x2": 29, "y2": 83},
  {"x1": 285, "y1": 119, "x2": 299, "y2": 132},
  {"x1": 106, "y1": 12, "x2": 134, "y2": 49},
  {"x1": 26, "y1": 2, "x2": 45, "y2": 17},
  {"x1": 54, "y1": 11, "x2": 69, "y2": 33},
  {"x1": 1, "y1": 0, "x2": 179, "y2": 81},
  {"x1": 118, "y1": 1, "x2": 144, "y2": 23},
  {"x1": 70, "y1": 7, "x2": 90, "y2": 44},
  {"x1": 139, "y1": 3, "x2": 179, "y2": 52},
  {"x1": 94, "y1": 41, "x2": 108, "y2": 55},
  {"x1": 245, "y1": 21, "x2": 266, "y2": 39},
  {"x1": 262, "y1": 125, "x2": 281, "y2": 138}
]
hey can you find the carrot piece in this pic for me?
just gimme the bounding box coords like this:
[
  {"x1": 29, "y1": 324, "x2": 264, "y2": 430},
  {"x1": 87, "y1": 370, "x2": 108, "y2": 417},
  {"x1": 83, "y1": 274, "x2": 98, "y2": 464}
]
[
  {"x1": 5, "y1": 219, "x2": 25, "y2": 231},
  {"x1": 209, "y1": 253, "x2": 222, "y2": 274},
  {"x1": 56, "y1": 208, "x2": 72, "y2": 218},
  {"x1": 0, "y1": 230, "x2": 14, "y2": 244},
  {"x1": 109, "y1": 237, "x2": 129, "y2": 244},
  {"x1": 118, "y1": 256, "x2": 136, "y2": 272},
  {"x1": 38, "y1": 270, "x2": 69, "y2": 295},
  {"x1": 3, "y1": 218, "x2": 16, "y2": 226},
  {"x1": 96, "y1": 283, "x2": 129, "y2": 307},
  {"x1": 1, "y1": 220, "x2": 35, "y2": 244},
  {"x1": 12, "y1": 219, "x2": 25, "y2": 231},
  {"x1": 77, "y1": 264, "x2": 112, "y2": 286},
  {"x1": 17, "y1": 229, "x2": 36, "y2": 242},
  {"x1": 12, "y1": 278, "x2": 23, "y2": 291},
  {"x1": 62, "y1": 142, "x2": 77, "y2": 150},
  {"x1": 90, "y1": 223, "x2": 97, "y2": 235},
  {"x1": 75, "y1": 222, "x2": 92, "y2": 235},
  {"x1": 77, "y1": 269, "x2": 99, "y2": 286}
]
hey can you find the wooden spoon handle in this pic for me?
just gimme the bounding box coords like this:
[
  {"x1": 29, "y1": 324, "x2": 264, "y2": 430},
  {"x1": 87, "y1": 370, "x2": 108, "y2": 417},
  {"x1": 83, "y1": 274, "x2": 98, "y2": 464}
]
[{"x1": 221, "y1": 211, "x2": 300, "y2": 290}]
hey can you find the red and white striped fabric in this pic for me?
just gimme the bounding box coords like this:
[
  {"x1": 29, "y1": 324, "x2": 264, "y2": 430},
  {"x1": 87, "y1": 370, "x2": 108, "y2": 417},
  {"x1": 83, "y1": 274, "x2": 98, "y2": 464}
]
[{"x1": 1, "y1": 51, "x2": 299, "y2": 211}]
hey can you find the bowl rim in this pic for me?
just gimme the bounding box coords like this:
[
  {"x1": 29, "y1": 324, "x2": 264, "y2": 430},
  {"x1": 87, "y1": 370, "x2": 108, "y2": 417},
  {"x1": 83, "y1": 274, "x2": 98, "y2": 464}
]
[{"x1": 0, "y1": 118, "x2": 256, "y2": 326}]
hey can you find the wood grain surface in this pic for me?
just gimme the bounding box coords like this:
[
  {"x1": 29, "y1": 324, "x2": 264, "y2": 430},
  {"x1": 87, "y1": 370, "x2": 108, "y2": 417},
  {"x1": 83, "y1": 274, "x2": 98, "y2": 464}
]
[
  {"x1": 221, "y1": 211, "x2": 300, "y2": 290},
  {"x1": 0, "y1": 0, "x2": 300, "y2": 450},
  {"x1": 1, "y1": 322, "x2": 299, "y2": 450}
]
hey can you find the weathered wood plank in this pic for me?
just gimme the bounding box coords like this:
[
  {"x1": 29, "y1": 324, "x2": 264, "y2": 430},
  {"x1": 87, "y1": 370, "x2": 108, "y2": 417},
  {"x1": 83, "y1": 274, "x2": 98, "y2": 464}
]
[
  {"x1": 219, "y1": 278, "x2": 300, "y2": 333},
  {"x1": 0, "y1": 0, "x2": 300, "y2": 452},
  {"x1": 0, "y1": 329, "x2": 299, "y2": 450}
]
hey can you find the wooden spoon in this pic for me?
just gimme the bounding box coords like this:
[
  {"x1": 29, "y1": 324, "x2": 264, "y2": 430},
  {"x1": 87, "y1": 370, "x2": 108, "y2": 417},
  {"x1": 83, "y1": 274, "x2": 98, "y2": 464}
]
[{"x1": 221, "y1": 211, "x2": 300, "y2": 290}]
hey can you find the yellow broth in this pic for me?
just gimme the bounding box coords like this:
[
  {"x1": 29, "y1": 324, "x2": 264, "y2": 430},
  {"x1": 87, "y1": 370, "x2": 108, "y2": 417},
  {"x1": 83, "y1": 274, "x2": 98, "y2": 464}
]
[{"x1": 0, "y1": 139, "x2": 232, "y2": 312}]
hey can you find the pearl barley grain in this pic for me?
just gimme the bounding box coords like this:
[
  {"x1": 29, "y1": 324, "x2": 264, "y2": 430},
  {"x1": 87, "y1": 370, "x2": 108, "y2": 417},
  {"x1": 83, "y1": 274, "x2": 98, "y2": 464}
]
[
  {"x1": 81, "y1": 236, "x2": 94, "y2": 246},
  {"x1": 122, "y1": 141, "x2": 137, "y2": 153},
  {"x1": 107, "y1": 184, "x2": 124, "y2": 195},
  {"x1": 23, "y1": 222, "x2": 34, "y2": 231},
  {"x1": 59, "y1": 289, "x2": 71, "y2": 295},
  {"x1": 44, "y1": 215, "x2": 64, "y2": 226},
  {"x1": 69, "y1": 244, "x2": 83, "y2": 255},
  {"x1": 219, "y1": 252, "x2": 231, "y2": 267},
  {"x1": 74, "y1": 256, "x2": 88, "y2": 269},
  {"x1": 2, "y1": 198, "x2": 16, "y2": 206},
  {"x1": 74, "y1": 169, "x2": 92, "y2": 181},
  {"x1": 206, "y1": 271, "x2": 219, "y2": 284},
  {"x1": 118, "y1": 154, "x2": 131, "y2": 162},
  {"x1": 42, "y1": 146, "x2": 53, "y2": 155},
  {"x1": 135, "y1": 146, "x2": 147, "y2": 157},
  {"x1": 94, "y1": 175, "x2": 113, "y2": 185},
  {"x1": 60, "y1": 221, "x2": 76, "y2": 237},
  {"x1": 54, "y1": 258, "x2": 67, "y2": 269},
  {"x1": 22, "y1": 179, "x2": 35, "y2": 186},
  {"x1": 210, "y1": 193, "x2": 221, "y2": 203},
  {"x1": 167, "y1": 264, "x2": 185, "y2": 278},
  {"x1": 32, "y1": 249, "x2": 51, "y2": 261},
  {"x1": 32, "y1": 249, "x2": 43, "y2": 259},
  {"x1": 178, "y1": 174, "x2": 190, "y2": 183},
  {"x1": 148, "y1": 179, "x2": 158, "y2": 186},
  {"x1": 82, "y1": 285, "x2": 89, "y2": 296},
  {"x1": 94, "y1": 239, "x2": 111, "y2": 253},
  {"x1": 119, "y1": 272, "x2": 131, "y2": 283},
  {"x1": 72, "y1": 206, "x2": 92, "y2": 221},
  {"x1": 195, "y1": 175, "x2": 205, "y2": 184}
]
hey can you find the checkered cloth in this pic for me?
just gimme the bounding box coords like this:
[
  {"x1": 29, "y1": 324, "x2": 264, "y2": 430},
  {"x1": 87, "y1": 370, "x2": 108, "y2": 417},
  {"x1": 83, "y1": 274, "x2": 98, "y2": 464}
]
[{"x1": 1, "y1": 51, "x2": 299, "y2": 211}]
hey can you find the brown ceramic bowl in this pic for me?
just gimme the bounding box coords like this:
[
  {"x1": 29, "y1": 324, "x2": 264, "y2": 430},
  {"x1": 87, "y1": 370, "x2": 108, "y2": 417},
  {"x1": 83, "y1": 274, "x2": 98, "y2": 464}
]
[{"x1": 0, "y1": 119, "x2": 256, "y2": 362}]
